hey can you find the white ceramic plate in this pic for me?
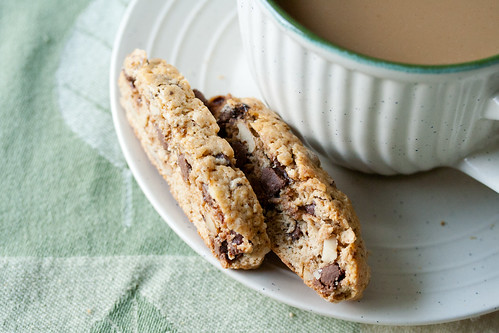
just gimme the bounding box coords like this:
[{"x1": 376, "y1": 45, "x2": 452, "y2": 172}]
[{"x1": 110, "y1": 0, "x2": 499, "y2": 325}]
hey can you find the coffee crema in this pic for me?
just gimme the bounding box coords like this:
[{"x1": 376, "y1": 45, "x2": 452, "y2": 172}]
[{"x1": 274, "y1": 0, "x2": 499, "y2": 65}]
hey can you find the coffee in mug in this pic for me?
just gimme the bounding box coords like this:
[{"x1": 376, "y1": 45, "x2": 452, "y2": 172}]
[{"x1": 274, "y1": 0, "x2": 499, "y2": 65}]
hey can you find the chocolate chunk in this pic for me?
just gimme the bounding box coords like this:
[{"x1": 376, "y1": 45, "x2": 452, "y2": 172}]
[
  {"x1": 207, "y1": 96, "x2": 227, "y2": 113},
  {"x1": 155, "y1": 125, "x2": 168, "y2": 151},
  {"x1": 231, "y1": 140, "x2": 248, "y2": 168},
  {"x1": 304, "y1": 203, "x2": 316, "y2": 215},
  {"x1": 214, "y1": 238, "x2": 228, "y2": 259},
  {"x1": 193, "y1": 89, "x2": 208, "y2": 106},
  {"x1": 260, "y1": 166, "x2": 289, "y2": 197},
  {"x1": 201, "y1": 184, "x2": 215, "y2": 207},
  {"x1": 248, "y1": 179, "x2": 265, "y2": 205},
  {"x1": 214, "y1": 234, "x2": 243, "y2": 262},
  {"x1": 227, "y1": 231, "x2": 244, "y2": 259},
  {"x1": 318, "y1": 263, "x2": 345, "y2": 289},
  {"x1": 218, "y1": 103, "x2": 249, "y2": 124},
  {"x1": 123, "y1": 70, "x2": 136, "y2": 89},
  {"x1": 178, "y1": 154, "x2": 191, "y2": 183},
  {"x1": 214, "y1": 153, "x2": 231, "y2": 166},
  {"x1": 234, "y1": 103, "x2": 250, "y2": 116},
  {"x1": 217, "y1": 126, "x2": 228, "y2": 138},
  {"x1": 288, "y1": 223, "x2": 303, "y2": 241},
  {"x1": 230, "y1": 231, "x2": 243, "y2": 245},
  {"x1": 273, "y1": 163, "x2": 291, "y2": 182}
]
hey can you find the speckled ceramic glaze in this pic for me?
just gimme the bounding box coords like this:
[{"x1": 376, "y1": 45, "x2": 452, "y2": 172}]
[{"x1": 238, "y1": 0, "x2": 499, "y2": 192}]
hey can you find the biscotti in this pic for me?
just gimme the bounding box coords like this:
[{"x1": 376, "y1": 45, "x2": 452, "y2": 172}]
[
  {"x1": 118, "y1": 50, "x2": 270, "y2": 269},
  {"x1": 207, "y1": 95, "x2": 370, "y2": 301}
]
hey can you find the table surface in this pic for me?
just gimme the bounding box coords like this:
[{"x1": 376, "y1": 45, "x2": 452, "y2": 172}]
[{"x1": 1, "y1": 0, "x2": 498, "y2": 332}]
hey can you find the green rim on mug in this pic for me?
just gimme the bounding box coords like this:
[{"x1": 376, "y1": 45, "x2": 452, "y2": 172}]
[{"x1": 263, "y1": 0, "x2": 499, "y2": 74}]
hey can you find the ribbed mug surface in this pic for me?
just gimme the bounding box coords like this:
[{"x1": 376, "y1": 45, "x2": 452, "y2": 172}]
[{"x1": 238, "y1": 0, "x2": 499, "y2": 175}]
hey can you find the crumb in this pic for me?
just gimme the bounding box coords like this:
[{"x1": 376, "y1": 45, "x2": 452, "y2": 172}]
[
  {"x1": 470, "y1": 236, "x2": 477, "y2": 240},
  {"x1": 440, "y1": 221, "x2": 446, "y2": 226},
  {"x1": 289, "y1": 312, "x2": 295, "y2": 318}
]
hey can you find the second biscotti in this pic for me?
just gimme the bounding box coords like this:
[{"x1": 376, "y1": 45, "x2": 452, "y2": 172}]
[{"x1": 207, "y1": 95, "x2": 370, "y2": 301}]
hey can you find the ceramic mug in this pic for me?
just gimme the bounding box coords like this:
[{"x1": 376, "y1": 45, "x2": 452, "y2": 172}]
[{"x1": 237, "y1": 0, "x2": 499, "y2": 193}]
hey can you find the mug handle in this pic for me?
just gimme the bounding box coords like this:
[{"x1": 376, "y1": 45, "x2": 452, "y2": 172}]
[{"x1": 453, "y1": 94, "x2": 499, "y2": 193}]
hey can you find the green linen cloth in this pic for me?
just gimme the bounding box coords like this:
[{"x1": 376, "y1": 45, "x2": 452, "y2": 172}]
[{"x1": 0, "y1": 0, "x2": 498, "y2": 331}]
